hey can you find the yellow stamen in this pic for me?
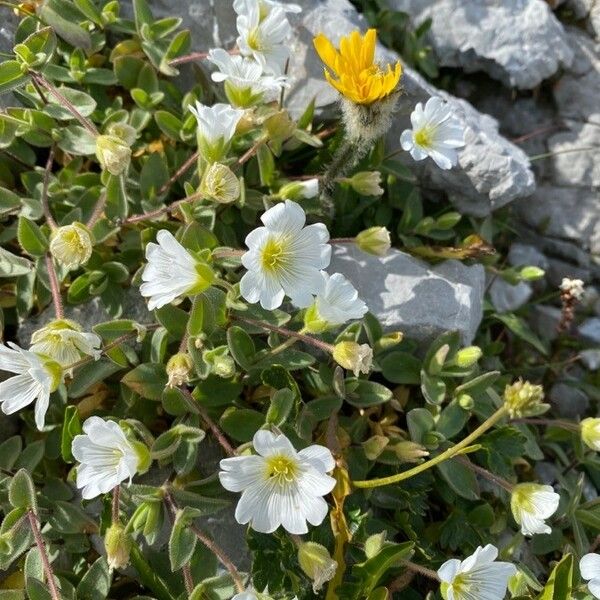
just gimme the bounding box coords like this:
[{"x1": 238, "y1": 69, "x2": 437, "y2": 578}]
[
  {"x1": 265, "y1": 455, "x2": 298, "y2": 485},
  {"x1": 260, "y1": 237, "x2": 288, "y2": 273}
]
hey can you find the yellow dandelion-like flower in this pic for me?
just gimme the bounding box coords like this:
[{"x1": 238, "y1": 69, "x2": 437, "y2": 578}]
[{"x1": 313, "y1": 29, "x2": 401, "y2": 105}]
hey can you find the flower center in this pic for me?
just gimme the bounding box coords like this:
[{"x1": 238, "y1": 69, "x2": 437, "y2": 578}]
[
  {"x1": 414, "y1": 126, "x2": 434, "y2": 148},
  {"x1": 265, "y1": 454, "x2": 299, "y2": 485},
  {"x1": 260, "y1": 236, "x2": 289, "y2": 273},
  {"x1": 247, "y1": 27, "x2": 264, "y2": 51}
]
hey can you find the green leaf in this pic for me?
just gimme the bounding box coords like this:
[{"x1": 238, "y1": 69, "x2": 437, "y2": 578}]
[
  {"x1": 380, "y1": 351, "x2": 421, "y2": 384},
  {"x1": 133, "y1": 0, "x2": 154, "y2": 33},
  {"x1": 39, "y1": 0, "x2": 92, "y2": 50},
  {"x1": 17, "y1": 217, "x2": 48, "y2": 256},
  {"x1": 266, "y1": 388, "x2": 294, "y2": 427},
  {"x1": 9, "y1": 469, "x2": 37, "y2": 511},
  {"x1": 0, "y1": 247, "x2": 34, "y2": 278},
  {"x1": 0, "y1": 437, "x2": 23, "y2": 471},
  {"x1": 420, "y1": 370, "x2": 446, "y2": 405},
  {"x1": 0, "y1": 61, "x2": 30, "y2": 95},
  {"x1": 155, "y1": 110, "x2": 183, "y2": 140},
  {"x1": 44, "y1": 87, "x2": 96, "y2": 120},
  {"x1": 77, "y1": 557, "x2": 111, "y2": 600},
  {"x1": 140, "y1": 152, "x2": 169, "y2": 200},
  {"x1": 192, "y1": 376, "x2": 243, "y2": 407},
  {"x1": 220, "y1": 408, "x2": 264, "y2": 442},
  {"x1": 73, "y1": 0, "x2": 103, "y2": 24},
  {"x1": 407, "y1": 408, "x2": 435, "y2": 444},
  {"x1": 121, "y1": 363, "x2": 168, "y2": 400},
  {"x1": 155, "y1": 304, "x2": 188, "y2": 338},
  {"x1": 436, "y1": 457, "x2": 480, "y2": 500},
  {"x1": 61, "y1": 406, "x2": 81, "y2": 463},
  {"x1": 539, "y1": 553, "x2": 572, "y2": 600},
  {"x1": 169, "y1": 508, "x2": 198, "y2": 571},
  {"x1": 494, "y1": 313, "x2": 548, "y2": 356},
  {"x1": 345, "y1": 379, "x2": 392, "y2": 407},
  {"x1": 227, "y1": 325, "x2": 256, "y2": 370}
]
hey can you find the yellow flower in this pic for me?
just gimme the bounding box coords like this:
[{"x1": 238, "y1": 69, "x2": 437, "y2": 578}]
[{"x1": 313, "y1": 29, "x2": 401, "y2": 105}]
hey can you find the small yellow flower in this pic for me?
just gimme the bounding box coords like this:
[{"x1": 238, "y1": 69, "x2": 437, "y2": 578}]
[{"x1": 313, "y1": 29, "x2": 401, "y2": 105}]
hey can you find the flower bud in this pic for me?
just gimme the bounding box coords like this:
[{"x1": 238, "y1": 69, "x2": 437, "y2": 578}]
[
  {"x1": 264, "y1": 110, "x2": 296, "y2": 145},
  {"x1": 581, "y1": 418, "x2": 600, "y2": 451},
  {"x1": 362, "y1": 435, "x2": 389, "y2": 460},
  {"x1": 303, "y1": 304, "x2": 330, "y2": 334},
  {"x1": 355, "y1": 227, "x2": 391, "y2": 257},
  {"x1": 166, "y1": 353, "x2": 194, "y2": 388},
  {"x1": 344, "y1": 171, "x2": 383, "y2": 196},
  {"x1": 278, "y1": 179, "x2": 319, "y2": 201},
  {"x1": 332, "y1": 341, "x2": 373, "y2": 377},
  {"x1": 454, "y1": 346, "x2": 482, "y2": 368},
  {"x1": 106, "y1": 122, "x2": 137, "y2": 146},
  {"x1": 560, "y1": 277, "x2": 585, "y2": 300},
  {"x1": 519, "y1": 266, "x2": 545, "y2": 281},
  {"x1": 49, "y1": 222, "x2": 93, "y2": 269},
  {"x1": 95, "y1": 134, "x2": 132, "y2": 176},
  {"x1": 297, "y1": 542, "x2": 337, "y2": 593},
  {"x1": 503, "y1": 379, "x2": 549, "y2": 419},
  {"x1": 104, "y1": 523, "x2": 132, "y2": 570},
  {"x1": 203, "y1": 346, "x2": 236, "y2": 379},
  {"x1": 377, "y1": 332, "x2": 404, "y2": 350},
  {"x1": 394, "y1": 440, "x2": 429, "y2": 463},
  {"x1": 457, "y1": 393, "x2": 474, "y2": 410},
  {"x1": 200, "y1": 163, "x2": 240, "y2": 204}
]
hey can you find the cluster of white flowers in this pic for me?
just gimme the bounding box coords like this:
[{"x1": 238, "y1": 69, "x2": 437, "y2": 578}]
[{"x1": 560, "y1": 276, "x2": 585, "y2": 300}]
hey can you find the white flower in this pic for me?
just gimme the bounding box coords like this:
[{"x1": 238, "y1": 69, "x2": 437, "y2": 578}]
[
  {"x1": 240, "y1": 200, "x2": 331, "y2": 310},
  {"x1": 30, "y1": 319, "x2": 101, "y2": 369},
  {"x1": 304, "y1": 272, "x2": 367, "y2": 332},
  {"x1": 72, "y1": 417, "x2": 139, "y2": 500},
  {"x1": 232, "y1": 594, "x2": 258, "y2": 600},
  {"x1": 510, "y1": 483, "x2": 560, "y2": 536},
  {"x1": 580, "y1": 553, "x2": 600, "y2": 599},
  {"x1": 400, "y1": 97, "x2": 465, "y2": 170},
  {"x1": 234, "y1": 0, "x2": 302, "y2": 17},
  {"x1": 278, "y1": 178, "x2": 319, "y2": 201},
  {"x1": 0, "y1": 342, "x2": 62, "y2": 430},
  {"x1": 581, "y1": 418, "x2": 600, "y2": 451},
  {"x1": 235, "y1": 1, "x2": 292, "y2": 74},
  {"x1": 560, "y1": 277, "x2": 585, "y2": 300},
  {"x1": 219, "y1": 430, "x2": 335, "y2": 534},
  {"x1": 332, "y1": 341, "x2": 373, "y2": 377},
  {"x1": 189, "y1": 101, "x2": 245, "y2": 162},
  {"x1": 208, "y1": 48, "x2": 287, "y2": 107},
  {"x1": 140, "y1": 230, "x2": 214, "y2": 311},
  {"x1": 49, "y1": 222, "x2": 93, "y2": 269},
  {"x1": 437, "y1": 544, "x2": 516, "y2": 600}
]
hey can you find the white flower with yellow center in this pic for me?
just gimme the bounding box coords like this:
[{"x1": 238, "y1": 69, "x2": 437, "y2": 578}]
[
  {"x1": 400, "y1": 97, "x2": 465, "y2": 170},
  {"x1": 200, "y1": 162, "x2": 241, "y2": 204},
  {"x1": 234, "y1": 0, "x2": 302, "y2": 17},
  {"x1": 72, "y1": 417, "x2": 140, "y2": 500},
  {"x1": 219, "y1": 430, "x2": 335, "y2": 534},
  {"x1": 240, "y1": 200, "x2": 331, "y2": 310},
  {"x1": 304, "y1": 272, "x2": 367, "y2": 333},
  {"x1": 438, "y1": 544, "x2": 516, "y2": 600},
  {"x1": 580, "y1": 553, "x2": 600, "y2": 599},
  {"x1": 30, "y1": 319, "x2": 101, "y2": 369},
  {"x1": 510, "y1": 483, "x2": 560, "y2": 536},
  {"x1": 0, "y1": 342, "x2": 62, "y2": 430},
  {"x1": 207, "y1": 48, "x2": 287, "y2": 107},
  {"x1": 332, "y1": 341, "x2": 373, "y2": 377},
  {"x1": 189, "y1": 101, "x2": 245, "y2": 163},
  {"x1": 235, "y1": 0, "x2": 292, "y2": 74},
  {"x1": 49, "y1": 222, "x2": 93, "y2": 269},
  {"x1": 140, "y1": 230, "x2": 214, "y2": 311}
]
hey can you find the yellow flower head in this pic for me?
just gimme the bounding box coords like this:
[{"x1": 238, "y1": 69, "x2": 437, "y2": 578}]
[{"x1": 313, "y1": 29, "x2": 401, "y2": 105}]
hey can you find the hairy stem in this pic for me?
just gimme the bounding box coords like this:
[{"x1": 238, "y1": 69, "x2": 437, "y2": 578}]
[
  {"x1": 41, "y1": 146, "x2": 57, "y2": 230},
  {"x1": 112, "y1": 485, "x2": 121, "y2": 523},
  {"x1": 27, "y1": 510, "x2": 61, "y2": 600},
  {"x1": 45, "y1": 255, "x2": 64, "y2": 319},
  {"x1": 123, "y1": 190, "x2": 204, "y2": 224},
  {"x1": 87, "y1": 191, "x2": 107, "y2": 228},
  {"x1": 455, "y1": 455, "x2": 513, "y2": 492},
  {"x1": 158, "y1": 151, "x2": 200, "y2": 196},
  {"x1": 353, "y1": 406, "x2": 508, "y2": 488}
]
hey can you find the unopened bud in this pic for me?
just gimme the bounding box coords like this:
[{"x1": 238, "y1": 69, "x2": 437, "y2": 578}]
[
  {"x1": 355, "y1": 227, "x2": 391, "y2": 257},
  {"x1": 344, "y1": 171, "x2": 383, "y2": 196},
  {"x1": 455, "y1": 346, "x2": 482, "y2": 368},
  {"x1": 203, "y1": 346, "x2": 236, "y2": 379},
  {"x1": 362, "y1": 435, "x2": 389, "y2": 460},
  {"x1": 49, "y1": 222, "x2": 93, "y2": 269},
  {"x1": 264, "y1": 110, "x2": 296, "y2": 145},
  {"x1": 332, "y1": 342, "x2": 373, "y2": 377},
  {"x1": 95, "y1": 134, "x2": 131, "y2": 176},
  {"x1": 104, "y1": 523, "x2": 132, "y2": 570},
  {"x1": 278, "y1": 178, "x2": 319, "y2": 201},
  {"x1": 504, "y1": 379, "x2": 549, "y2": 419},
  {"x1": 520, "y1": 266, "x2": 545, "y2": 281},
  {"x1": 394, "y1": 440, "x2": 429, "y2": 463},
  {"x1": 457, "y1": 393, "x2": 474, "y2": 410},
  {"x1": 581, "y1": 418, "x2": 600, "y2": 451},
  {"x1": 377, "y1": 332, "x2": 404, "y2": 350},
  {"x1": 200, "y1": 163, "x2": 240, "y2": 204},
  {"x1": 166, "y1": 353, "x2": 193, "y2": 388},
  {"x1": 297, "y1": 542, "x2": 337, "y2": 593}
]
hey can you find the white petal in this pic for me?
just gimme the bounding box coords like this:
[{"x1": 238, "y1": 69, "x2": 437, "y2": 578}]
[
  {"x1": 588, "y1": 578, "x2": 600, "y2": 600},
  {"x1": 298, "y1": 445, "x2": 335, "y2": 472},
  {"x1": 261, "y1": 200, "x2": 306, "y2": 233},
  {"x1": 218, "y1": 455, "x2": 266, "y2": 492},
  {"x1": 581, "y1": 554, "x2": 600, "y2": 581},
  {"x1": 253, "y1": 430, "x2": 296, "y2": 457},
  {"x1": 438, "y1": 558, "x2": 461, "y2": 583}
]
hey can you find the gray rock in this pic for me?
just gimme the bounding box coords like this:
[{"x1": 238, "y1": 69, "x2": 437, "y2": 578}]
[
  {"x1": 489, "y1": 278, "x2": 532, "y2": 313},
  {"x1": 508, "y1": 243, "x2": 550, "y2": 271},
  {"x1": 17, "y1": 288, "x2": 151, "y2": 347},
  {"x1": 530, "y1": 304, "x2": 561, "y2": 341},
  {"x1": 579, "y1": 317, "x2": 600, "y2": 343},
  {"x1": 328, "y1": 244, "x2": 485, "y2": 344},
  {"x1": 549, "y1": 382, "x2": 590, "y2": 419},
  {"x1": 581, "y1": 349, "x2": 600, "y2": 371},
  {"x1": 387, "y1": 0, "x2": 573, "y2": 89},
  {"x1": 160, "y1": 0, "x2": 535, "y2": 217}
]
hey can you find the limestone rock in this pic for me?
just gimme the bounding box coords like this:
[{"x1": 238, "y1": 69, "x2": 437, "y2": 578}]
[
  {"x1": 386, "y1": 0, "x2": 573, "y2": 89},
  {"x1": 328, "y1": 244, "x2": 485, "y2": 344},
  {"x1": 489, "y1": 278, "x2": 533, "y2": 313}
]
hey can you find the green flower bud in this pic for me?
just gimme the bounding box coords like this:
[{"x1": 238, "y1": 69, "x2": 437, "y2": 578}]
[
  {"x1": 519, "y1": 266, "x2": 545, "y2": 281},
  {"x1": 362, "y1": 435, "x2": 389, "y2": 460},
  {"x1": 203, "y1": 346, "x2": 236, "y2": 379},
  {"x1": 297, "y1": 542, "x2": 337, "y2": 593},
  {"x1": 457, "y1": 393, "x2": 474, "y2": 410},
  {"x1": 394, "y1": 440, "x2": 429, "y2": 463},
  {"x1": 503, "y1": 379, "x2": 549, "y2": 419},
  {"x1": 95, "y1": 134, "x2": 131, "y2": 176},
  {"x1": 355, "y1": 227, "x2": 391, "y2": 257},
  {"x1": 344, "y1": 171, "x2": 384, "y2": 196},
  {"x1": 454, "y1": 346, "x2": 482, "y2": 368},
  {"x1": 104, "y1": 523, "x2": 132, "y2": 570},
  {"x1": 166, "y1": 353, "x2": 194, "y2": 388},
  {"x1": 581, "y1": 417, "x2": 600, "y2": 451},
  {"x1": 200, "y1": 163, "x2": 240, "y2": 204},
  {"x1": 278, "y1": 179, "x2": 319, "y2": 201},
  {"x1": 49, "y1": 222, "x2": 93, "y2": 269},
  {"x1": 332, "y1": 341, "x2": 373, "y2": 377},
  {"x1": 303, "y1": 303, "x2": 330, "y2": 334}
]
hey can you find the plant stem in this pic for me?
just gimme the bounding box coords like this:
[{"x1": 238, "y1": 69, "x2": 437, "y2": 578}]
[
  {"x1": 455, "y1": 456, "x2": 513, "y2": 492},
  {"x1": 528, "y1": 146, "x2": 599, "y2": 162},
  {"x1": 123, "y1": 190, "x2": 204, "y2": 224},
  {"x1": 233, "y1": 315, "x2": 334, "y2": 354},
  {"x1": 320, "y1": 137, "x2": 358, "y2": 218},
  {"x1": 182, "y1": 565, "x2": 194, "y2": 595},
  {"x1": 41, "y1": 146, "x2": 57, "y2": 230},
  {"x1": 158, "y1": 151, "x2": 200, "y2": 196},
  {"x1": 163, "y1": 491, "x2": 244, "y2": 593},
  {"x1": 212, "y1": 248, "x2": 245, "y2": 260},
  {"x1": 513, "y1": 418, "x2": 580, "y2": 431},
  {"x1": 169, "y1": 47, "x2": 240, "y2": 67},
  {"x1": 178, "y1": 387, "x2": 236, "y2": 457},
  {"x1": 112, "y1": 485, "x2": 121, "y2": 523},
  {"x1": 45, "y1": 254, "x2": 64, "y2": 319},
  {"x1": 30, "y1": 72, "x2": 98, "y2": 136},
  {"x1": 238, "y1": 138, "x2": 265, "y2": 165},
  {"x1": 353, "y1": 407, "x2": 508, "y2": 488},
  {"x1": 87, "y1": 191, "x2": 107, "y2": 228},
  {"x1": 129, "y1": 543, "x2": 173, "y2": 600},
  {"x1": 27, "y1": 510, "x2": 61, "y2": 600},
  {"x1": 402, "y1": 560, "x2": 440, "y2": 581}
]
